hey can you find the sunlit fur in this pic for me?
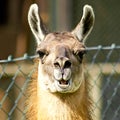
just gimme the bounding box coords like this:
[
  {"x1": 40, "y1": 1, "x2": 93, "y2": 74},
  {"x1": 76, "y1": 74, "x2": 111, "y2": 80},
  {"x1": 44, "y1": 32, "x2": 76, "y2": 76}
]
[{"x1": 25, "y1": 61, "x2": 92, "y2": 120}]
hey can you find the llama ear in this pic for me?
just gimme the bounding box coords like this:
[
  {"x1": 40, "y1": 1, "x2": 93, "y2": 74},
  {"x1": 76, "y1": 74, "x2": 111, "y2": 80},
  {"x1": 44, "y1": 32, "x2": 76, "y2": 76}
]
[
  {"x1": 28, "y1": 4, "x2": 47, "y2": 45},
  {"x1": 72, "y1": 5, "x2": 95, "y2": 43}
]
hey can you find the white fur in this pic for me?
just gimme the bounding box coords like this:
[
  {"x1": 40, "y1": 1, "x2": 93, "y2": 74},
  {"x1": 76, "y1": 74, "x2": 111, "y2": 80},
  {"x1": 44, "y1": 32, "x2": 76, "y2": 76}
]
[
  {"x1": 83, "y1": 5, "x2": 95, "y2": 40},
  {"x1": 28, "y1": 4, "x2": 45, "y2": 45},
  {"x1": 72, "y1": 5, "x2": 95, "y2": 42},
  {"x1": 38, "y1": 62, "x2": 85, "y2": 93}
]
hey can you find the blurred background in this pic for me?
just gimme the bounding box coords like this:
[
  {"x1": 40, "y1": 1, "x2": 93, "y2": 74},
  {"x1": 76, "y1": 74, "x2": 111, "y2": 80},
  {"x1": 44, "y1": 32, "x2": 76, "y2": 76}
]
[
  {"x1": 0, "y1": 0, "x2": 120, "y2": 59},
  {"x1": 0, "y1": 0, "x2": 120, "y2": 120}
]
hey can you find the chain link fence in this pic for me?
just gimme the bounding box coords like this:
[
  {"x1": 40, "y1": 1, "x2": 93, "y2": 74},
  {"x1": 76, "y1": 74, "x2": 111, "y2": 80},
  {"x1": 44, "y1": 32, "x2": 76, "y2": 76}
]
[
  {"x1": 0, "y1": 0, "x2": 120, "y2": 119},
  {"x1": 0, "y1": 44, "x2": 120, "y2": 120}
]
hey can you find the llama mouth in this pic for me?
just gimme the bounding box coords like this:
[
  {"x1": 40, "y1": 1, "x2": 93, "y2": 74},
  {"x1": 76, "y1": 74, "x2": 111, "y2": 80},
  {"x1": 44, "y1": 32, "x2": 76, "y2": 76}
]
[
  {"x1": 59, "y1": 80, "x2": 69, "y2": 85},
  {"x1": 57, "y1": 79, "x2": 71, "y2": 89}
]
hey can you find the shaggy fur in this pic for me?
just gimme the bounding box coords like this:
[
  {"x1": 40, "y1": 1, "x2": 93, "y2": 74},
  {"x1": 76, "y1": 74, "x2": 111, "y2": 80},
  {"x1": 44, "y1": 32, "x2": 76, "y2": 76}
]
[
  {"x1": 25, "y1": 3, "x2": 95, "y2": 120},
  {"x1": 25, "y1": 61, "x2": 93, "y2": 120}
]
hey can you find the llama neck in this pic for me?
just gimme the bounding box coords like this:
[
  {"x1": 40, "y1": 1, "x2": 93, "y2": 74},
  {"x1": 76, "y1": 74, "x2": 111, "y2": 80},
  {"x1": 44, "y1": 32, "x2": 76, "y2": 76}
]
[{"x1": 37, "y1": 80, "x2": 92, "y2": 120}]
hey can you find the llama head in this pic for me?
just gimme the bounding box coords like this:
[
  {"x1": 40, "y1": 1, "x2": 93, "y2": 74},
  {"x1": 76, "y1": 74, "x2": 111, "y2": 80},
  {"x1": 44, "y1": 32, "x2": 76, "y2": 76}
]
[{"x1": 28, "y1": 4, "x2": 95, "y2": 93}]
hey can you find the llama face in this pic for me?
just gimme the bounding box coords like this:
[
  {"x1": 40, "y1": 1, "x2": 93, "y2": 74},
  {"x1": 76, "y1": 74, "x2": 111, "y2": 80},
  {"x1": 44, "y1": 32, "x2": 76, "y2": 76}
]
[
  {"x1": 36, "y1": 32, "x2": 86, "y2": 93},
  {"x1": 28, "y1": 4, "x2": 95, "y2": 93}
]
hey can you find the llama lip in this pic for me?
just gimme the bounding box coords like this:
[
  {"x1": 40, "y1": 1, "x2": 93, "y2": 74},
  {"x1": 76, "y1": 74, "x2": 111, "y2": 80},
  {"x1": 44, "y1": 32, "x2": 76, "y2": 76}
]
[
  {"x1": 57, "y1": 79, "x2": 71, "y2": 89},
  {"x1": 59, "y1": 79, "x2": 69, "y2": 85}
]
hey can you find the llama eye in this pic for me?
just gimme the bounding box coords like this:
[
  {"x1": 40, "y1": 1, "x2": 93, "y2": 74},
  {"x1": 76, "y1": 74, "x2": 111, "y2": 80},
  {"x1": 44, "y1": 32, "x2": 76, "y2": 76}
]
[
  {"x1": 37, "y1": 51, "x2": 46, "y2": 59},
  {"x1": 76, "y1": 50, "x2": 86, "y2": 61}
]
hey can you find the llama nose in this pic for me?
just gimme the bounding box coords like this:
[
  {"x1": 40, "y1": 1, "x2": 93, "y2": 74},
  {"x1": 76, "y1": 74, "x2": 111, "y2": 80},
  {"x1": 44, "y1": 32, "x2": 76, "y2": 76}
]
[{"x1": 54, "y1": 57, "x2": 71, "y2": 69}]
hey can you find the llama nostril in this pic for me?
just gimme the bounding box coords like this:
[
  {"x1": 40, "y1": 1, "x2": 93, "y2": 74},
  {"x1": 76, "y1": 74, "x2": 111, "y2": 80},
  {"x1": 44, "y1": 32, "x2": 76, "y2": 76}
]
[
  {"x1": 54, "y1": 57, "x2": 71, "y2": 69},
  {"x1": 64, "y1": 60, "x2": 71, "y2": 68}
]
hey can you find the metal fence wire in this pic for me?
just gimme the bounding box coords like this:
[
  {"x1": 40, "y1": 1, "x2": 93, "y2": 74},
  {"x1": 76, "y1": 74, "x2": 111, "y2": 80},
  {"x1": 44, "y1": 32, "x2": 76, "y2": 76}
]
[{"x1": 0, "y1": 44, "x2": 120, "y2": 120}]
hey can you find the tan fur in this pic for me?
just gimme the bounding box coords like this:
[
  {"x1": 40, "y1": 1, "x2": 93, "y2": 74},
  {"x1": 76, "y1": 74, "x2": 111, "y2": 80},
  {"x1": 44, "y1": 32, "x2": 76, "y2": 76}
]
[
  {"x1": 25, "y1": 68, "x2": 38, "y2": 120},
  {"x1": 25, "y1": 61, "x2": 93, "y2": 120},
  {"x1": 25, "y1": 33, "x2": 93, "y2": 120},
  {"x1": 26, "y1": 4, "x2": 95, "y2": 120}
]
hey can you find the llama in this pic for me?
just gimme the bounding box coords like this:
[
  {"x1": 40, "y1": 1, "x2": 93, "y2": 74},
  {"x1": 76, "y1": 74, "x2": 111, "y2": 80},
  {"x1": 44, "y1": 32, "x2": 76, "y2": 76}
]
[{"x1": 25, "y1": 3, "x2": 95, "y2": 120}]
